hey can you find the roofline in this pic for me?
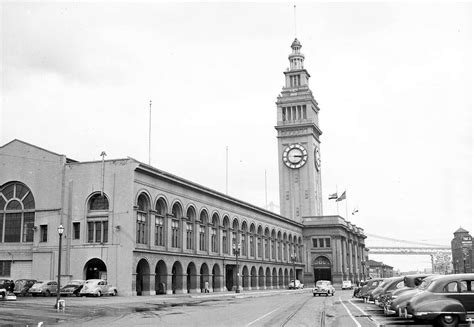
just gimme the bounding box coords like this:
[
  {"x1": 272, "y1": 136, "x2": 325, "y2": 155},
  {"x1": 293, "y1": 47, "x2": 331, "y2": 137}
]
[
  {"x1": 134, "y1": 161, "x2": 302, "y2": 228},
  {"x1": 1, "y1": 139, "x2": 78, "y2": 163}
]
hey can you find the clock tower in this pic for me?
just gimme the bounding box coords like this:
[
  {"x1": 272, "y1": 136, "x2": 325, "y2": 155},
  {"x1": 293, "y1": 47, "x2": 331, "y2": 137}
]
[{"x1": 276, "y1": 38, "x2": 323, "y2": 222}]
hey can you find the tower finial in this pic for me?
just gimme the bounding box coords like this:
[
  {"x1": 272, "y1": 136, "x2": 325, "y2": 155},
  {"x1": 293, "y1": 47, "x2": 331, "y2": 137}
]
[{"x1": 294, "y1": 5, "x2": 297, "y2": 38}]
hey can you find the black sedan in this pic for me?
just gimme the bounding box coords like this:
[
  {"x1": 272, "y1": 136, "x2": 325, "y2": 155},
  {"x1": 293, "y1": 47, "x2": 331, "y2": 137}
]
[
  {"x1": 59, "y1": 280, "x2": 85, "y2": 297},
  {"x1": 406, "y1": 273, "x2": 474, "y2": 327}
]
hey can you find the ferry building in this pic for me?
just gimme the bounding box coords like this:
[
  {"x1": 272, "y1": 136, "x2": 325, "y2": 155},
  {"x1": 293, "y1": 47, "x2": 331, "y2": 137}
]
[{"x1": 0, "y1": 39, "x2": 366, "y2": 296}]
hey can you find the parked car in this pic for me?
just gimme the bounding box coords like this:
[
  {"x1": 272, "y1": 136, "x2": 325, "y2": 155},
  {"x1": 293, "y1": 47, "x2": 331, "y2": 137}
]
[
  {"x1": 288, "y1": 279, "x2": 304, "y2": 289},
  {"x1": 0, "y1": 279, "x2": 14, "y2": 293},
  {"x1": 60, "y1": 280, "x2": 85, "y2": 297},
  {"x1": 313, "y1": 280, "x2": 335, "y2": 296},
  {"x1": 371, "y1": 276, "x2": 405, "y2": 305},
  {"x1": 342, "y1": 280, "x2": 353, "y2": 290},
  {"x1": 353, "y1": 280, "x2": 368, "y2": 298},
  {"x1": 388, "y1": 275, "x2": 441, "y2": 318},
  {"x1": 406, "y1": 273, "x2": 474, "y2": 327},
  {"x1": 79, "y1": 279, "x2": 117, "y2": 297},
  {"x1": 28, "y1": 280, "x2": 58, "y2": 297},
  {"x1": 359, "y1": 278, "x2": 385, "y2": 301},
  {"x1": 13, "y1": 279, "x2": 37, "y2": 296}
]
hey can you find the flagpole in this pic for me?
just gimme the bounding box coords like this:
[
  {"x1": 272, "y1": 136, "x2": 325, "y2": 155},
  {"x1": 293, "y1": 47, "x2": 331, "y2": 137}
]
[
  {"x1": 336, "y1": 185, "x2": 339, "y2": 215},
  {"x1": 345, "y1": 189, "x2": 349, "y2": 219}
]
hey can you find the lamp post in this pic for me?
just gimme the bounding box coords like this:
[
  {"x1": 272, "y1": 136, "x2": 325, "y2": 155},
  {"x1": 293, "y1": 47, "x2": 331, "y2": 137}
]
[
  {"x1": 55, "y1": 224, "x2": 64, "y2": 309},
  {"x1": 290, "y1": 251, "x2": 297, "y2": 282},
  {"x1": 232, "y1": 242, "x2": 241, "y2": 293}
]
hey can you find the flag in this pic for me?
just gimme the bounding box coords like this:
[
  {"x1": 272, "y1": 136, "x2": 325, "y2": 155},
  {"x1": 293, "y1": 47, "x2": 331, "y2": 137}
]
[
  {"x1": 352, "y1": 208, "x2": 359, "y2": 215},
  {"x1": 336, "y1": 191, "x2": 346, "y2": 202},
  {"x1": 328, "y1": 193, "x2": 338, "y2": 200}
]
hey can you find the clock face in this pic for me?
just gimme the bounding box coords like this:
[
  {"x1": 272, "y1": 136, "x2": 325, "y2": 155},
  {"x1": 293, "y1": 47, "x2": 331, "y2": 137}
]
[
  {"x1": 283, "y1": 144, "x2": 308, "y2": 169},
  {"x1": 315, "y1": 147, "x2": 321, "y2": 171}
]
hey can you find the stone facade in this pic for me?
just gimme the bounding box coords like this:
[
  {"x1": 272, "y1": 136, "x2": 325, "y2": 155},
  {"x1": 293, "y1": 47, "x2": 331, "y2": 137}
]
[{"x1": 0, "y1": 38, "x2": 366, "y2": 295}]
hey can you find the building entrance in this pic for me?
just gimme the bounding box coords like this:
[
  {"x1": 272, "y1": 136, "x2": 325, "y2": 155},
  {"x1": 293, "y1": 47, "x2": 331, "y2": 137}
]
[
  {"x1": 313, "y1": 256, "x2": 332, "y2": 283},
  {"x1": 84, "y1": 258, "x2": 107, "y2": 280}
]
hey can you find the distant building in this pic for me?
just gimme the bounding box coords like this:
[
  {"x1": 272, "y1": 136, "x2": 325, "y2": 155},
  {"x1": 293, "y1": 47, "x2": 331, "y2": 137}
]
[
  {"x1": 367, "y1": 259, "x2": 394, "y2": 278},
  {"x1": 451, "y1": 227, "x2": 473, "y2": 273}
]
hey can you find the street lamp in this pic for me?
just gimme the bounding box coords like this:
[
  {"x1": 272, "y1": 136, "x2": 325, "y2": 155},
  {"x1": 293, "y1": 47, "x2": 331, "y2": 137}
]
[
  {"x1": 232, "y1": 242, "x2": 241, "y2": 293},
  {"x1": 290, "y1": 251, "x2": 297, "y2": 282},
  {"x1": 55, "y1": 224, "x2": 64, "y2": 309}
]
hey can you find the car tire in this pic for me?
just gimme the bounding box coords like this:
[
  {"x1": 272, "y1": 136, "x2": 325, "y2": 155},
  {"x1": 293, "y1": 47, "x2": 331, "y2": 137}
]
[
  {"x1": 436, "y1": 314, "x2": 459, "y2": 327},
  {"x1": 313, "y1": 294, "x2": 316, "y2": 297},
  {"x1": 96, "y1": 291, "x2": 101, "y2": 297},
  {"x1": 113, "y1": 290, "x2": 117, "y2": 296},
  {"x1": 44, "y1": 290, "x2": 50, "y2": 297}
]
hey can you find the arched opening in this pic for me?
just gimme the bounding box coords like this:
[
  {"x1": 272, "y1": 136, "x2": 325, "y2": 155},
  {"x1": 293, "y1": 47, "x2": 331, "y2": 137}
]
[
  {"x1": 265, "y1": 267, "x2": 271, "y2": 288},
  {"x1": 258, "y1": 267, "x2": 264, "y2": 288},
  {"x1": 200, "y1": 263, "x2": 210, "y2": 293},
  {"x1": 212, "y1": 264, "x2": 221, "y2": 291},
  {"x1": 284, "y1": 268, "x2": 289, "y2": 286},
  {"x1": 155, "y1": 260, "x2": 167, "y2": 295},
  {"x1": 278, "y1": 268, "x2": 283, "y2": 288},
  {"x1": 249, "y1": 266, "x2": 256, "y2": 289},
  {"x1": 313, "y1": 256, "x2": 332, "y2": 283},
  {"x1": 172, "y1": 261, "x2": 183, "y2": 294},
  {"x1": 136, "y1": 258, "x2": 150, "y2": 296},
  {"x1": 242, "y1": 265, "x2": 249, "y2": 290},
  {"x1": 84, "y1": 258, "x2": 107, "y2": 280},
  {"x1": 186, "y1": 262, "x2": 197, "y2": 293},
  {"x1": 272, "y1": 268, "x2": 277, "y2": 288}
]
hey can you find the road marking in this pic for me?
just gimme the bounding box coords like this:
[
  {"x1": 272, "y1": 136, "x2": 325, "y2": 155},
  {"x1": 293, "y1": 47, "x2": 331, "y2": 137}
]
[
  {"x1": 339, "y1": 297, "x2": 361, "y2": 327},
  {"x1": 246, "y1": 307, "x2": 280, "y2": 326},
  {"x1": 348, "y1": 299, "x2": 381, "y2": 327}
]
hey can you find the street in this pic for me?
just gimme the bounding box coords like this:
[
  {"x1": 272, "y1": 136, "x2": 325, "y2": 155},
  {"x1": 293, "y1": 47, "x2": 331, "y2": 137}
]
[{"x1": 0, "y1": 289, "x2": 443, "y2": 326}]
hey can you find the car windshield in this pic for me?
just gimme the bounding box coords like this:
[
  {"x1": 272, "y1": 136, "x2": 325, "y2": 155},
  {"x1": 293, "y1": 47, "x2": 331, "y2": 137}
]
[
  {"x1": 32, "y1": 282, "x2": 45, "y2": 287},
  {"x1": 316, "y1": 281, "x2": 329, "y2": 286}
]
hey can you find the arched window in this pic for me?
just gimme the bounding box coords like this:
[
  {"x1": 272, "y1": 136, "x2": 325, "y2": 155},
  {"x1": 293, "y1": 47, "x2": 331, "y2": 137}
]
[
  {"x1": 186, "y1": 207, "x2": 196, "y2": 250},
  {"x1": 136, "y1": 193, "x2": 149, "y2": 244},
  {"x1": 257, "y1": 226, "x2": 263, "y2": 258},
  {"x1": 154, "y1": 198, "x2": 166, "y2": 246},
  {"x1": 249, "y1": 224, "x2": 255, "y2": 257},
  {"x1": 264, "y1": 228, "x2": 270, "y2": 259},
  {"x1": 199, "y1": 210, "x2": 208, "y2": 251},
  {"x1": 171, "y1": 203, "x2": 182, "y2": 248},
  {"x1": 211, "y1": 213, "x2": 219, "y2": 253},
  {"x1": 87, "y1": 193, "x2": 109, "y2": 243},
  {"x1": 0, "y1": 182, "x2": 35, "y2": 243},
  {"x1": 222, "y1": 216, "x2": 230, "y2": 254}
]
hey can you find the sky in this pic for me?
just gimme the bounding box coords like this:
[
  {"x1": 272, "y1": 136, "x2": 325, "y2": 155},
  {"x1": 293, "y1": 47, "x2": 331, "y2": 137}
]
[{"x1": 1, "y1": 1, "x2": 472, "y2": 271}]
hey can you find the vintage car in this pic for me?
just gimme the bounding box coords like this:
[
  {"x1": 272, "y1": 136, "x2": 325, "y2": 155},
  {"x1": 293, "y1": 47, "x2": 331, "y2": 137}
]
[
  {"x1": 79, "y1": 279, "x2": 117, "y2": 297},
  {"x1": 60, "y1": 280, "x2": 85, "y2": 297},
  {"x1": 359, "y1": 278, "x2": 385, "y2": 301},
  {"x1": 342, "y1": 280, "x2": 353, "y2": 290},
  {"x1": 353, "y1": 280, "x2": 368, "y2": 298},
  {"x1": 372, "y1": 276, "x2": 405, "y2": 305},
  {"x1": 28, "y1": 280, "x2": 58, "y2": 297},
  {"x1": 313, "y1": 280, "x2": 335, "y2": 296},
  {"x1": 288, "y1": 280, "x2": 304, "y2": 289},
  {"x1": 386, "y1": 275, "x2": 439, "y2": 317},
  {"x1": 13, "y1": 279, "x2": 37, "y2": 296},
  {"x1": 406, "y1": 273, "x2": 474, "y2": 327}
]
